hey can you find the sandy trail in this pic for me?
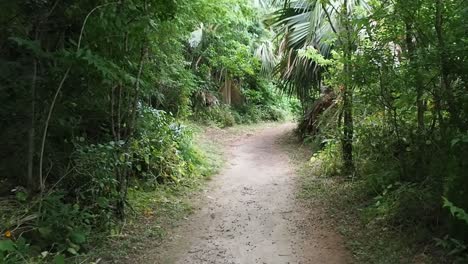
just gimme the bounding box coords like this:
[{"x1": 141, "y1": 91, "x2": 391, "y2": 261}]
[{"x1": 151, "y1": 123, "x2": 350, "y2": 264}]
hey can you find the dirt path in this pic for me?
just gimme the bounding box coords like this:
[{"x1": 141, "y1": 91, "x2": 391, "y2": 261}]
[{"x1": 149, "y1": 123, "x2": 350, "y2": 264}]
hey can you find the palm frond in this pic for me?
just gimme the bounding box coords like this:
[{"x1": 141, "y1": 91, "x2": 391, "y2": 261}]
[
  {"x1": 267, "y1": 0, "x2": 368, "y2": 103},
  {"x1": 255, "y1": 40, "x2": 278, "y2": 74}
]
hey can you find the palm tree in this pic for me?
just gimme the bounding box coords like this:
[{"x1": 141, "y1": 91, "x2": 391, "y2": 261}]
[
  {"x1": 262, "y1": 0, "x2": 334, "y2": 105},
  {"x1": 265, "y1": 0, "x2": 369, "y2": 173}
]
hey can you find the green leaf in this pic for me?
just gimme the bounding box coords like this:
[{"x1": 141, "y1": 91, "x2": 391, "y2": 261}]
[
  {"x1": 67, "y1": 247, "x2": 78, "y2": 255},
  {"x1": 0, "y1": 240, "x2": 15, "y2": 252},
  {"x1": 9, "y1": 37, "x2": 51, "y2": 58},
  {"x1": 15, "y1": 191, "x2": 28, "y2": 202},
  {"x1": 97, "y1": 197, "x2": 109, "y2": 208},
  {"x1": 443, "y1": 197, "x2": 468, "y2": 225},
  {"x1": 54, "y1": 254, "x2": 65, "y2": 264},
  {"x1": 38, "y1": 227, "x2": 52, "y2": 238},
  {"x1": 70, "y1": 230, "x2": 86, "y2": 244}
]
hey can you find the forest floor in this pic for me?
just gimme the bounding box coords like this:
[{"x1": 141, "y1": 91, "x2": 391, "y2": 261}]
[{"x1": 124, "y1": 122, "x2": 351, "y2": 263}]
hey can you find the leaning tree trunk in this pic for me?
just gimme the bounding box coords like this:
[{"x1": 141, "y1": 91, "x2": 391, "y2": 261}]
[{"x1": 298, "y1": 88, "x2": 336, "y2": 138}]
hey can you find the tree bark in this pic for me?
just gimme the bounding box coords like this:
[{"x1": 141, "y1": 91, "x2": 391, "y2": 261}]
[{"x1": 341, "y1": 0, "x2": 355, "y2": 174}]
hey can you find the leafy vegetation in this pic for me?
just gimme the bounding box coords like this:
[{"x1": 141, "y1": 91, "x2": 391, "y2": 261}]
[
  {"x1": 1, "y1": 0, "x2": 466, "y2": 262},
  {"x1": 264, "y1": 0, "x2": 468, "y2": 262},
  {"x1": 0, "y1": 0, "x2": 290, "y2": 262}
]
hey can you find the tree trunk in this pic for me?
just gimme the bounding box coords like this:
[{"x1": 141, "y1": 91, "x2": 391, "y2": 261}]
[
  {"x1": 117, "y1": 44, "x2": 148, "y2": 219},
  {"x1": 405, "y1": 22, "x2": 425, "y2": 133},
  {"x1": 342, "y1": 86, "x2": 354, "y2": 173},
  {"x1": 435, "y1": 0, "x2": 459, "y2": 128},
  {"x1": 128, "y1": 45, "x2": 148, "y2": 137},
  {"x1": 404, "y1": 13, "x2": 426, "y2": 181},
  {"x1": 220, "y1": 75, "x2": 232, "y2": 105},
  {"x1": 341, "y1": 0, "x2": 354, "y2": 174},
  {"x1": 27, "y1": 58, "x2": 37, "y2": 190}
]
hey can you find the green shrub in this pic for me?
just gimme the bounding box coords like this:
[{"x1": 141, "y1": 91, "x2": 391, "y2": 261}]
[
  {"x1": 262, "y1": 105, "x2": 287, "y2": 121},
  {"x1": 0, "y1": 106, "x2": 204, "y2": 263},
  {"x1": 131, "y1": 107, "x2": 197, "y2": 185},
  {"x1": 435, "y1": 199, "x2": 468, "y2": 261},
  {"x1": 444, "y1": 198, "x2": 468, "y2": 225},
  {"x1": 245, "y1": 105, "x2": 263, "y2": 123},
  {"x1": 231, "y1": 111, "x2": 244, "y2": 124},
  {"x1": 72, "y1": 106, "x2": 199, "y2": 192},
  {"x1": 0, "y1": 193, "x2": 92, "y2": 263},
  {"x1": 193, "y1": 105, "x2": 236, "y2": 128},
  {"x1": 71, "y1": 141, "x2": 123, "y2": 228},
  {"x1": 35, "y1": 194, "x2": 92, "y2": 254},
  {"x1": 233, "y1": 104, "x2": 285, "y2": 124},
  {"x1": 314, "y1": 140, "x2": 343, "y2": 176},
  {"x1": 0, "y1": 237, "x2": 32, "y2": 264},
  {"x1": 192, "y1": 79, "x2": 293, "y2": 126},
  {"x1": 365, "y1": 183, "x2": 440, "y2": 228}
]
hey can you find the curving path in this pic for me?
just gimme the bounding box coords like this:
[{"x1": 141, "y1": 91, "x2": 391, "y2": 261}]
[{"x1": 148, "y1": 123, "x2": 350, "y2": 264}]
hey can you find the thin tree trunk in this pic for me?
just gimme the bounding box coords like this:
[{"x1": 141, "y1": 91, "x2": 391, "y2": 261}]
[
  {"x1": 435, "y1": 0, "x2": 459, "y2": 128},
  {"x1": 404, "y1": 15, "x2": 427, "y2": 180},
  {"x1": 128, "y1": 45, "x2": 148, "y2": 137},
  {"x1": 405, "y1": 22, "x2": 425, "y2": 133},
  {"x1": 341, "y1": 0, "x2": 354, "y2": 174},
  {"x1": 117, "y1": 44, "x2": 148, "y2": 219},
  {"x1": 111, "y1": 85, "x2": 117, "y2": 139},
  {"x1": 39, "y1": 67, "x2": 71, "y2": 193},
  {"x1": 433, "y1": 0, "x2": 444, "y2": 130},
  {"x1": 27, "y1": 58, "x2": 38, "y2": 190},
  {"x1": 342, "y1": 87, "x2": 354, "y2": 173},
  {"x1": 117, "y1": 84, "x2": 122, "y2": 142}
]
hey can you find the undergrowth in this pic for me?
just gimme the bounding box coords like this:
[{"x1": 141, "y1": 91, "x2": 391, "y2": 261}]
[
  {"x1": 0, "y1": 107, "x2": 222, "y2": 263},
  {"x1": 193, "y1": 103, "x2": 289, "y2": 128},
  {"x1": 191, "y1": 80, "x2": 297, "y2": 128},
  {"x1": 82, "y1": 121, "x2": 224, "y2": 263},
  {"x1": 290, "y1": 139, "x2": 463, "y2": 264}
]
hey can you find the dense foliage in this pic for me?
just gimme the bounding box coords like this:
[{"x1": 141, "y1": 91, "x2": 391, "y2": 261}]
[
  {"x1": 0, "y1": 0, "x2": 289, "y2": 262},
  {"x1": 1, "y1": 0, "x2": 466, "y2": 262},
  {"x1": 267, "y1": 0, "x2": 467, "y2": 260}
]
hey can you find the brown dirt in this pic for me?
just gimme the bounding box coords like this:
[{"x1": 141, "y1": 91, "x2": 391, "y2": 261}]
[{"x1": 138, "y1": 123, "x2": 351, "y2": 264}]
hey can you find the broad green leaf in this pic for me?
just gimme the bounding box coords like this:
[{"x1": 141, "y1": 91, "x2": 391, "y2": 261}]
[
  {"x1": 15, "y1": 191, "x2": 28, "y2": 202},
  {"x1": 70, "y1": 230, "x2": 86, "y2": 244},
  {"x1": 0, "y1": 240, "x2": 15, "y2": 252},
  {"x1": 54, "y1": 254, "x2": 65, "y2": 264}
]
